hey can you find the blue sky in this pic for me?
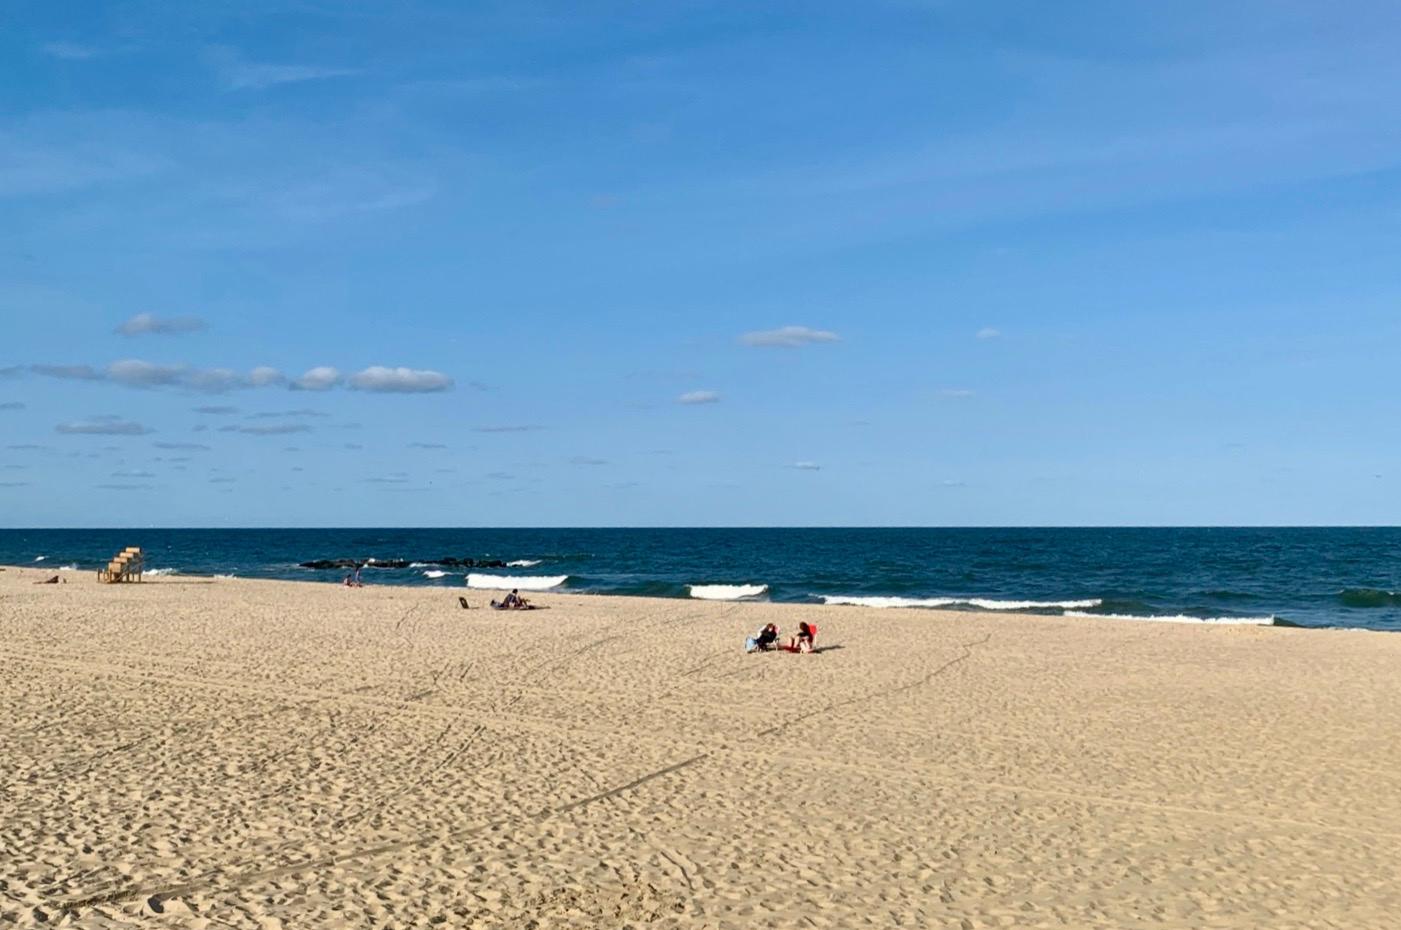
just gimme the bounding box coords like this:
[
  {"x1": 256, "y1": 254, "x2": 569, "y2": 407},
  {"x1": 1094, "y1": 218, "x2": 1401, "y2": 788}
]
[{"x1": 2, "y1": 1, "x2": 1399, "y2": 526}]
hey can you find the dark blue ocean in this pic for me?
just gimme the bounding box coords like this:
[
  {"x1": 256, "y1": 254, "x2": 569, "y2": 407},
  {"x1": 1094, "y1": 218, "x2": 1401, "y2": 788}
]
[{"x1": 4, "y1": 527, "x2": 1400, "y2": 631}]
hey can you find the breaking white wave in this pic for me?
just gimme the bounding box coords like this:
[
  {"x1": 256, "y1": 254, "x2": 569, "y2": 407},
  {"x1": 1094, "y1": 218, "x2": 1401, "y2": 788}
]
[
  {"x1": 821, "y1": 595, "x2": 1101, "y2": 611},
  {"x1": 1064, "y1": 610, "x2": 1276, "y2": 626},
  {"x1": 507, "y1": 559, "x2": 542, "y2": 568},
  {"x1": 466, "y1": 573, "x2": 567, "y2": 591},
  {"x1": 689, "y1": 584, "x2": 768, "y2": 601},
  {"x1": 214, "y1": 574, "x2": 236, "y2": 579},
  {"x1": 966, "y1": 598, "x2": 1101, "y2": 610},
  {"x1": 422, "y1": 570, "x2": 448, "y2": 579},
  {"x1": 822, "y1": 595, "x2": 961, "y2": 609},
  {"x1": 145, "y1": 567, "x2": 176, "y2": 576},
  {"x1": 58, "y1": 564, "x2": 78, "y2": 571},
  {"x1": 34, "y1": 555, "x2": 45, "y2": 562},
  {"x1": 408, "y1": 562, "x2": 428, "y2": 568}
]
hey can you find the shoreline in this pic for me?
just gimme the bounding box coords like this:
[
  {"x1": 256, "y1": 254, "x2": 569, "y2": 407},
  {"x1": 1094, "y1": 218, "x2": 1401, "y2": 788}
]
[{"x1": 1, "y1": 561, "x2": 1322, "y2": 631}]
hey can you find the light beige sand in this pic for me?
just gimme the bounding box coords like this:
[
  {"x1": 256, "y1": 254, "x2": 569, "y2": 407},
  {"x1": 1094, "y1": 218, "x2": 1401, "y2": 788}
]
[{"x1": 3, "y1": 566, "x2": 1401, "y2": 929}]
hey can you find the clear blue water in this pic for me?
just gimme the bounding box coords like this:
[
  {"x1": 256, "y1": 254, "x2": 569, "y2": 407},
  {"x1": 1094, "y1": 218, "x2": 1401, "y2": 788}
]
[{"x1": 4, "y1": 527, "x2": 1400, "y2": 631}]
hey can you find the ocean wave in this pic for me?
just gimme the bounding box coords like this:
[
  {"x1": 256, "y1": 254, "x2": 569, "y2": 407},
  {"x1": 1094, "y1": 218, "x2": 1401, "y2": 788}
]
[
  {"x1": 966, "y1": 598, "x2": 1102, "y2": 610},
  {"x1": 821, "y1": 595, "x2": 1101, "y2": 611},
  {"x1": 507, "y1": 559, "x2": 542, "y2": 568},
  {"x1": 1064, "y1": 610, "x2": 1276, "y2": 626},
  {"x1": 689, "y1": 584, "x2": 768, "y2": 600},
  {"x1": 466, "y1": 573, "x2": 567, "y2": 591},
  {"x1": 34, "y1": 555, "x2": 45, "y2": 562},
  {"x1": 58, "y1": 563, "x2": 78, "y2": 571},
  {"x1": 145, "y1": 567, "x2": 177, "y2": 576},
  {"x1": 821, "y1": 595, "x2": 960, "y2": 609},
  {"x1": 1338, "y1": 588, "x2": 1401, "y2": 609},
  {"x1": 408, "y1": 562, "x2": 428, "y2": 568},
  {"x1": 422, "y1": 570, "x2": 449, "y2": 579}
]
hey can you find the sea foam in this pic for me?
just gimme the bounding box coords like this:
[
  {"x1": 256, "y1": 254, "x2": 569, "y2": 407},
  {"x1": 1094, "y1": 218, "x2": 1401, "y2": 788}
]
[
  {"x1": 466, "y1": 573, "x2": 567, "y2": 591},
  {"x1": 689, "y1": 584, "x2": 768, "y2": 600},
  {"x1": 422, "y1": 570, "x2": 448, "y2": 579},
  {"x1": 1064, "y1": 610, "x2": 1276, "y2": 626},
  {"x1": 508, "y1": 559, "x2": 542, "y2": 568}
]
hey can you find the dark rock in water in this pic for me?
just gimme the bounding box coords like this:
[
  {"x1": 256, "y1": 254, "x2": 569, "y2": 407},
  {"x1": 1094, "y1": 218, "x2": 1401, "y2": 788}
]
[
  {"x1": 299, "y1": 559, "x2": 360, "y2": 570},
  {"x1": 298, "y1": 556, "x2": 510, "y2": 570}
]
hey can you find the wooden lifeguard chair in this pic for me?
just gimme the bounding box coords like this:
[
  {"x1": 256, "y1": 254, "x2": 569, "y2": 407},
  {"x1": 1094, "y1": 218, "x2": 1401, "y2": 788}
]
[{"x1": 98, "y1": 547, "x2": 144, "y2": 583}]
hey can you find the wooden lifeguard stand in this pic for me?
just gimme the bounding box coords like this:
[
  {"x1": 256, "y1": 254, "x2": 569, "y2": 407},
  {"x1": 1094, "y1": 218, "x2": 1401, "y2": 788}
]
[{"x1": 98, "y1": 547, "x2": 144, "y2": 583}]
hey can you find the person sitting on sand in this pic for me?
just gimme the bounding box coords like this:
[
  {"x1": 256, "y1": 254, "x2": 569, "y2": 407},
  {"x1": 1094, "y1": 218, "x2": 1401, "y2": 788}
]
[
  {"x1": 786, "y1": 621, "x2": 816, "y2": 654},
  {"x1": 491, "y1": 589, "x2": 535, "y2": 610},
  {"x1": 746, "y1": 623, "x2": 779, "y2": 653}
]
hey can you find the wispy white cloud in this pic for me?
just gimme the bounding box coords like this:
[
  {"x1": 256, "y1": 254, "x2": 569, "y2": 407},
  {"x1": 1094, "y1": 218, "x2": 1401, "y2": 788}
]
[
  {"x1": 211, "y1": 47, "x2": 359, "y2": 92},
  {"x1": 569, "y1": 456, "x2": 609, "y2": 466},
  {"x1": 41, "y1": 41, "x2": 100, "y2": 61},
  {"x1": 939, "y1": 388, "x2": 975, "y2": 398},
  {"x1": 474, "y1": 425, "x2": 544, "y2": 433},
  {"x1": 0, "y1": 111, "x2": 170, "y2": 199},
  {"x1": 116, "y1": 313, "x2": 207, "y2": 336},
  {"x1": 740, "y1": 326, "x2": 839, "y2": 348},
  {"x1": 218, "y1": 423, "x2": 313, "y2": 436},
  {"x1": 247, "y1": 409, "x2": 328, "y2": 419},
  {"x1": 55, "y1": 415, "x2": 151, "y2": 436},
  {"x1": 790, "y1": 461, "x2": 822, "y2": 471},
  {"x1": 976, "y1": 327, "x2": 1001, "y2": 340},
  {"x1": 193, "y1": 405, "x2": 239, "y2": 415},
  {"x1": 409, "y1": 442, "x2": 448, "y2": 449},
  {"x1": 153, "y1": 441, "x2": 209, "y2": 451},
  {"x1": 0, "y1": 401, "x2": 24, "y2": 411},
  {"x1": 678, "y1": 390, "x2": 720, "y2": 405},
  {"x1": 347, "y1": 366, "x2": 453, "y2": 393}
]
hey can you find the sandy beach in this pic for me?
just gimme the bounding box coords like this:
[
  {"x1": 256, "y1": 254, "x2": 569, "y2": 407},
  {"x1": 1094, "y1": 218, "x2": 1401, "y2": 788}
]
[{"x1": 3, "y1": 566, "x2": 1401, "y2": 928}]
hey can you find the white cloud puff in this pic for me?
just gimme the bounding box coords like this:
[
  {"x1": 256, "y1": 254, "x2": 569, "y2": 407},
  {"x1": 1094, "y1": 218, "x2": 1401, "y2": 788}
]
[
  {"x1": 678, "y1": 390, "x2": 720, "y2": 405},
  {"x1": 292, "y1": 366, "x2": 342, "y2": 391},
  {"x1": 248, "y1": 366, "x2": 286, "y2": 387},
  {"x1": 347, "y1": 366, "x2": 453, "y2": 393},
  {"x1": 976, "y1": 327, "x2": 1001, "y2": 340}
]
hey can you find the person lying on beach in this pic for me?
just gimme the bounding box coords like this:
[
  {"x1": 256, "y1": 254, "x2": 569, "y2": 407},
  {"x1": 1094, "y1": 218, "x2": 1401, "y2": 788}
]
[{"x1": 746, "y1": 623, "x2": 779, "y2": 652}]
